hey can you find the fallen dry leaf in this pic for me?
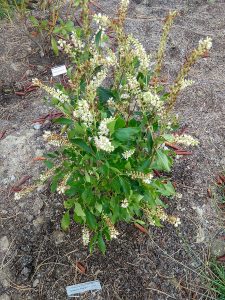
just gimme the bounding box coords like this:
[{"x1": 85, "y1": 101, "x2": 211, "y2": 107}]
[
  {"x1": 217, "y1": 255, "x2": 225, "y2": 262},
  {"x1": 11, "y1": 175, "x2": 31, "y2": 192},
  {"x1": 216, "y1": 176, "x2": 223, "y2": 185},
  {"x1": 0, "y1": 131, "x2": 6, "y2": 140},
  {"x1": 219, "y1": 174, "x2": 225, "y2": 183},
  {"x1": 32, "y1": 112, "x2": 64, "y2": 124},
  {"x1": 76, "y1": 262, "x2": 86, "y2": 274},
  {"x1": 153, "y1": 169, "x2": 161, "y2": 177},
  {"x1": 134, "y1": 223, "x2": 148, "y2": 234},
  {"x1": 33, "y1": 156, "x2": 46, "y2": 161},
  {"x1": 174, "y1": 150, "x2": 192, "y2": 155},
  {"x1": 207, "y1": 188, "x2": 212, "y2": 198},
  {"x1": 165, "y1": 142, "x2": 181, "y2": 151}
]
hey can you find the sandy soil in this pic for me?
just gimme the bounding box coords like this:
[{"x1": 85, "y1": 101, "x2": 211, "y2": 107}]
[{"x1": 0, "y1": 1, "x2": 225, "y2": 299}]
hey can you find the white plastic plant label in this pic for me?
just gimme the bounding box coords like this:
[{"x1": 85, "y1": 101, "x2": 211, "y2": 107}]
[
  {"x1": 66, "y1": 280, "x2": 102, "y2": 297},
  {"x1": 51, "y1": 65, "x2": 67, "y2": 77}
]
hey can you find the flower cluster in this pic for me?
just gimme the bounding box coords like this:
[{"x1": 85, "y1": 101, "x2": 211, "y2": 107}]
[
  {"x1": 128, "y1": 35, "x2": 150, "y2": 71},
  {"x1": 57, "y1": 174, "x2": 70, "y2": 195},
  {"x1": 73, "y1": 100, "x2": 94, "y2": 127},
  {"x1": 94, "y1": 117, "x2": 115, "y2": 152},
  {"x1": 198, "y1": 36, "x2": 212, "y2": 51},
  {"x1": 104, "y1": 217, "x2": 120, "y2": 239},
  {"x1": 43, "y1": 131, "x2": 69, "y2": 147},
  {"x1": 14, "y1": 185, "x2": 37, "y2": 200},
  {"x1": 32, "y1": 78, "x2": 70, "y2": 104},
  {"x1": 167, "y1": 215, "x2": 181, "y2": 227},
  {"x1": 93, "y1": 13, "x2": 110, "y2": 29},
  {"x1": 180, "y1": 79, "x2": 195, "y2": 90},
  {"x1": 144, "y1": 205, "x2": 181, "y2": 227},
  {"x1": 82, "y1": 227, "x2": 90, "y2": 246},
  {"x1": 128, "y1": 171, "x2": 154, "y2": 184},
  {"x1": 122, "y1": 149, "x2": 135, "y2": 160},
  {"x1": 94, "y1": 135, "x2": 114, "y2": 152},
  {"x1": 141, "y1": 91, "x2": 163, "y2": 112},
  {"x1": 174, "y1": 134, "x2": 199, "y2": 146},
  {"x1": 121, "y1": 198, "x2": 129, "y2": 208},
  {"x1": 71, "y1": 32, "x2": 84, "y2": 49},
  {"x1": 98, "y1": 117, "x2": 114, "y2": 136}
]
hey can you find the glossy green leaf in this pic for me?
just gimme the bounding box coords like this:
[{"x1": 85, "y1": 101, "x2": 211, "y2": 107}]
[
  {"x1": 98, "y1": 232, "x2": 106, "y2": 254},
  {"x1": 115, "y1": 127, "x2": 140, "y2": 142},
  {"x1": 51, "y1": 36, "x2": 59, "y2": 56},
  {"x1": 75, "y1": 203, "x2": 86, "y2": 220},
  {"x1": 61, "y1": 211, "x2": 70, "y2": 231},
  {"x1": 86, "y1": 211, "x2": 97, "y2": 230},
  {"x1": 54, "y1": 117, "x2": 73, "y2": 125}
]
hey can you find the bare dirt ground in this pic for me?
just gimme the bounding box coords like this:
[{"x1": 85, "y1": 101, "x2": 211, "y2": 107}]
[{"x1": 0, "y1": 0, "x2": 225, "y2": 299}]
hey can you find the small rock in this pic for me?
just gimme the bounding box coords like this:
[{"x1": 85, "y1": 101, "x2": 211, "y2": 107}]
[
  {"x1": 36, "y1": 65, "x2": 46, "y2": 72},
  {"x1": 33, "y1": 216, "x2": 44, "y2": 229},
  {"x1": 26, "y1": 214, "x2": 34, "y2": 222},
  {"x1": 32, "y1": 198, "x2": 44, "y2": 216},
  {"x1": 0, "y1": 294, "x2": 11, "y2": 300},
  {"x1": 21, "y1": 267, "x2": 32, "y2": 281},
  {"x1": 0, "y1": 236, "x2": 9, "y2": 252},
  {"x1": 53, "y1": 231, "x2": 65, "y2": 245},
  {"x1": 33, "y1": 123, "x2": 42, "y2": 130},
  {"x1": 33, "y1": 279, "x2": 39, "y2": 288},
  {"x1": 20, "y1": 255, "x2": 33, "y2": 268},
  {"x1": 25, "y1": 70, "x2": 34, "y2": 77},
  {"x1": 211, "y1": 239, "x2": 225, "y2": 257},
  {"x1": 196, "y1": 227, "x2": 205, "y2": 243},
  {"x1": 10, "y1": 175, "x2": 16, "y2": 182}
]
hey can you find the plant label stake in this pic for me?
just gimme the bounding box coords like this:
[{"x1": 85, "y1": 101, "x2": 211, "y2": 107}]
[
  {"x1": 66, "y1": 280, "x2": 102, "y2": 297},
  {"x1": 51, "y1": 65, "x2": 67, "y2": 77}
]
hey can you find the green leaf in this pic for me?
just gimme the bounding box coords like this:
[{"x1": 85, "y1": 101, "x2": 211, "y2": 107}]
[
  {"x1": 107, "y1": 119, "x2": 117, "y2": 135},
  {"x1": 61, "y1": 211, "x2": 70, "y2": 231},
  {"x1": 98, "y1": 232, "x2": 106, "y2": 254},
  {"x1": 85, "y1": 171, "x2": 91, "y2": 183},
  {"x1": 134, "y1": 219, "x2": 146, "y2": 225},
  {"x1": 97, "y1": 87, "x2": 114, "y2": 104},
  {"x1": 89, "y1": 233, "x2": 98, "y2": 253},
  {"x1": 111, "y1": 177, "x2": 121, "y2": 193},
  {"x1": 95, "y1": 202, "x2": 102, "y2": 213},
  {"x1": 153, "y1": 150, "x2": 172, "y2": 172},
  {"x1": 64, "y1": 199, "x2": 75, "y2": 209},
  {"x1": 71, "y1": 139, "x2": 94, "y2": 155},
  {"x1": 119, "y1": 177, "x2": 131, "y2": 196},
  {"x1": 75, "y1": 203, "x2": 86, "y2": 220},
  {"x1": 114, "y1": 117, "x2": 126, "y2": 129},
  {"x1": 115, "y1": 127, "x2": 140, "y2": 142},
  {"x1": 29, "y1": 16, "x2": 39, "y2": 26},
  {"x1": 68, "y1": 123, "x2": 85, "y2": 138},
  {"x1": 44, "y1": 160, "x2": 54, "y2": 169},
  {"x1": 95, "y1": 30, "x2": 102, "y2": 47},
  {"x1": 50, "y1": 180, "x2": 58, "y2": 193},
  {"x1": 51, "y1": 37, "x2": 59, "y2": 56},
  {"x1": 54, "y1": 117, "x2": 73, "y2": 125},
  {"x1": 147, "y1": 132, "x2": 153, "y2": 153},
  {"x1": 86, "y1": 211, "x2": 97, "y2": 230}
]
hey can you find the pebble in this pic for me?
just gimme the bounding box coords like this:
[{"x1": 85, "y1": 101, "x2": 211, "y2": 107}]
[
  {"x1": 53, "y1": 231, "x2": 65, "y2": 245},
  {"x1": 33, "y1": 216, "x2": 44, "y2": 228},
  {"x1": 0, "y1": 236, "x2": 9, "y2": 252},
  {"x1": 33, "y1": 279, "x2": 40, "y2": 288},
  {"x1": 33, "y1": 123, "x2": 42, "y2": 130},
  {"x1": 211, "y1": 239, "x2": 225, "y2": 257},
  {"x1": 32, "y1": 198, "x2": 44, "y2": 216},
  {"x1": 25, "y1": 69, "x2": 34, "y2": 77}
]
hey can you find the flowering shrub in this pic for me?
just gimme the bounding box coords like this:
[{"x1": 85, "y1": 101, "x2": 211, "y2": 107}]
[{"x1": 16, "y1": 0, "x2": 212, "y2": 253}]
